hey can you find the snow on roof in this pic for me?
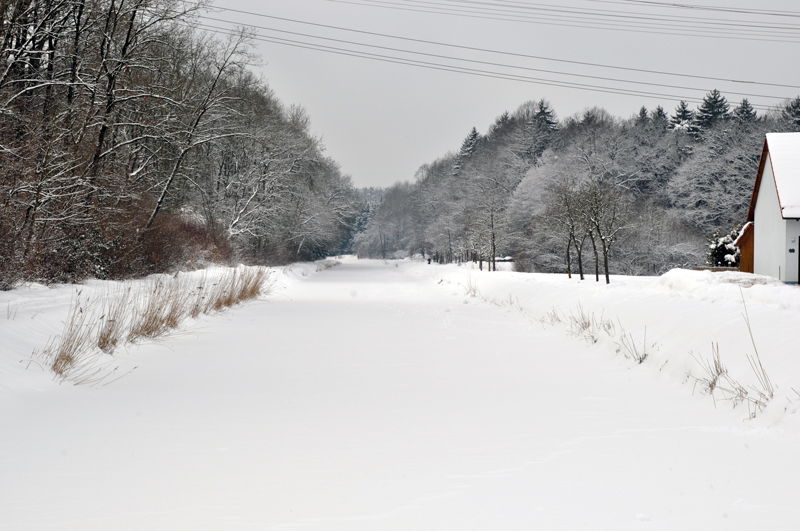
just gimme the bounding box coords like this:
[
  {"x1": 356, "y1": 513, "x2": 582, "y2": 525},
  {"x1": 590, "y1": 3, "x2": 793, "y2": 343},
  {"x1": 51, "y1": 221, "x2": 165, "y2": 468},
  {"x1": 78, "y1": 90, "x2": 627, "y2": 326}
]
[
  {"x1": 767, "y1": 132, "x2": 800, "y2": 218},
  {"x1": 733, "y1": 221, "x2": 752, "y2": 247}
]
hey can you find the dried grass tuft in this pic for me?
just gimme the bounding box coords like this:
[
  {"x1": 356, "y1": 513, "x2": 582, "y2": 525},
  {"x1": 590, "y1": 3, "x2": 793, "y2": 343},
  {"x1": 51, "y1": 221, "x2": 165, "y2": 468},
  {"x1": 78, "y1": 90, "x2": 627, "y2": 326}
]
[
  {"x1": 461, "y1": 274, "x2": 481, "y2": 298},
  {"x1": 566, "y1": 304, "x2": 615, "y2": 344},
  {"x1": 688, "y1": 290, "x2": 774, "y2": 420},
  {"x1": 689, "y1": 343, "x2": 769, "y2": 419},
  {"x1": 128, "y1": 277, "x2": 192, "y2": 341},
  {"x1": 616, "y1": 321, "x2": 648, "y2": 364},
  {"x1": 36, "y1": 291, "x2": 96, "y2": 377},
  {"x1": 33, "y1": 266, "x2": 272, "y2": 383},
  {"x1": 97, "y1": 287, "x2": 132, "y2": 353}
]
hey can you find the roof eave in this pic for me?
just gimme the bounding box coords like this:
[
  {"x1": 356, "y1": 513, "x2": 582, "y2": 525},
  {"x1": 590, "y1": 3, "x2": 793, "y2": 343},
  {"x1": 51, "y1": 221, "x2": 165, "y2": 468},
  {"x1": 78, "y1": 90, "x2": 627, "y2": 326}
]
[{"x1": 746, "y1": 138, "x2": 771, "y2": 222}]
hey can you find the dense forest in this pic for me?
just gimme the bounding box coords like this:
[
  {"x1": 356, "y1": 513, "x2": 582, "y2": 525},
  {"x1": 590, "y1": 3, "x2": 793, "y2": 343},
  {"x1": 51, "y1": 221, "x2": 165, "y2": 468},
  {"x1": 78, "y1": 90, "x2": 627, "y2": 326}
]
[
  {"x1": 353, "y1": 92, "x2": 800, "y2": 281},
  {"x1": 0, "y1": 0, "x2": 361, "y2": 288}
]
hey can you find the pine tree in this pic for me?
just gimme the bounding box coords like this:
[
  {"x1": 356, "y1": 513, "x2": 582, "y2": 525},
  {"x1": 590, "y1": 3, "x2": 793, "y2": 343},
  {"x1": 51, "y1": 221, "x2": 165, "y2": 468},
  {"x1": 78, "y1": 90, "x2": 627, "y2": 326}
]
[
  {"x1": 695, "y1": 89, "x2": 730, "y2": 130},
  {"x1": 497, "y1": 111, "x2": 511, "y2": 127},
  {"x1": 487, "y1": 111, "x2": 512, "y2": 140},
  {"x1": 636, "y1": 106, "x2": 649, "y2": 125},
  {"x1": 781, "y1": 96, "x2": 800, "y2": 129},
  {"x1": 459, "y1": 127, "x2": 480, "y2": 158},
  {"x1": 533, "y1": 99, "x2": 558, "y2": 129},
  {"x1": 651, "y1": 106, "x2": 669, "y2": 128},
  {"x1": 733, "y1": 98, "x2": 757, "y2": 123},
  {"x1": 452, "y1": 127, "x2": 480, "y2": 176},
  {"x1": 513, "y1": 100, "x2": 558, "y2": 166},
  {"x1": 670, "y1": 100, "x2": 694, "y2": 130}
]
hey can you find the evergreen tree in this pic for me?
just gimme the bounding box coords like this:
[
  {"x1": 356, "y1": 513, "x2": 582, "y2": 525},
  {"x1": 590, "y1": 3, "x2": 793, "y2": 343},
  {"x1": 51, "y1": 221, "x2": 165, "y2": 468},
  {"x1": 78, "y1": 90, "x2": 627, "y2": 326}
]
[
  {"x1": 650, "y1": 106, "x2": 669, "y2": 129},
  {"x1": 670, "y1": 100, "x2": 695, "y2": 130},
  {"x1": 636, "y1": 106, "x2": 649, "y2": 125},
  {"x1": 511, "y1": 100, "x2": 558, "y2": 166},
  {"x1": 695, "y1": 89, "x2": 730, "y2": 130},
  {"x1": 460, "y1": 127, "x2": 480, "y2": 157},
  {"x1": 453, "y1": 127, "x2": 480, "y2": 175},
  {"x1": 733, "y1": 98, "x2": 757, "y2": 123},
  {"x1": 497, "y1": 111, "x2": 511, "y2": 127},
  {"x1": 487, "y1": 111, "x2": 513, "y2": 141},
  {"x1": 781, "y1": 96, "x2": 800, "y2": 130},
  {"x1": 533, "y1": 99, "x2": 558, "y2": 129}
]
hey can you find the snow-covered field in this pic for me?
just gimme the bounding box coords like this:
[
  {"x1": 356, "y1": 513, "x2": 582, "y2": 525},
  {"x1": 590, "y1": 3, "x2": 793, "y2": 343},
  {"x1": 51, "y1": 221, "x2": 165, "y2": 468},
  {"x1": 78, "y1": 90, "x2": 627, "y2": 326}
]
[{"x1": 2, "y1": 258, "x2": 800, "y2": 530}]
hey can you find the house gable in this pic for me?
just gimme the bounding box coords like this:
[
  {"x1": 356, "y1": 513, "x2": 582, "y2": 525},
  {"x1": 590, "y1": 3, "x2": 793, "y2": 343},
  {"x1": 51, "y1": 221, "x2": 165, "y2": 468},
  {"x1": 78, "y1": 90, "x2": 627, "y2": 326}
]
[
  {"x1": 752, "y1": 153, "x2": 786, "y2": 278},
  {"x1": 748, "y1": 133, "x2": 800, "y2": 222},
  {"x1": 767, "y1": 132, "x2": 800, "y2": 219}
]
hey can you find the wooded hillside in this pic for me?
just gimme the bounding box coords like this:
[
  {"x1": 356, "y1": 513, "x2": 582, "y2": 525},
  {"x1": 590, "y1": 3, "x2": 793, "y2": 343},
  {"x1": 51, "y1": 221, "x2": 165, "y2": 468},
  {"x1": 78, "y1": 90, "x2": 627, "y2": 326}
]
[
  {"x1": 0, "y1": 0, "x2": 361, "y2": 288},
  {"x1": 354, "y1": 94, "x2": 800, "y2": 280}
]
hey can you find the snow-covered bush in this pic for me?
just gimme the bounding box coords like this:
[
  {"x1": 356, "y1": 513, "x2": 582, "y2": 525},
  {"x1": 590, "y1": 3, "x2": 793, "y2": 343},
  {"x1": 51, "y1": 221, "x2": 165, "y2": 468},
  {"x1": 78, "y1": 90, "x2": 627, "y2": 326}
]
[{"x1": 706, "y1": 225, "x2": 741, "y2": 267}]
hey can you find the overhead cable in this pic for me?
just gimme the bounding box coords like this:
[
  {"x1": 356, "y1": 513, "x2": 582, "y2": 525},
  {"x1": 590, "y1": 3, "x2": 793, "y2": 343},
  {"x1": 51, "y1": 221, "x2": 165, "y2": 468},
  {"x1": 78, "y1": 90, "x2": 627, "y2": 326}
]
[
  {"x1": 198, "y1": 13, "x2": 795, "y2": 101},
  {"x1": 195, "y1": 21, "x2": 776, "y2": 110},
  {"x1": 187, "y1": 3, "x2": 800, "y2": 91}
]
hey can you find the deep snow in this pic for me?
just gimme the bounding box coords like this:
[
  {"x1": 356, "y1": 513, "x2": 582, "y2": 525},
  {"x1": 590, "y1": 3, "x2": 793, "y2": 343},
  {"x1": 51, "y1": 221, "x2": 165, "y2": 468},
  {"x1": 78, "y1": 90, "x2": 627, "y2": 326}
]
[{"x1": 2, "y1": 258, "x2": 800, "y2": 530}]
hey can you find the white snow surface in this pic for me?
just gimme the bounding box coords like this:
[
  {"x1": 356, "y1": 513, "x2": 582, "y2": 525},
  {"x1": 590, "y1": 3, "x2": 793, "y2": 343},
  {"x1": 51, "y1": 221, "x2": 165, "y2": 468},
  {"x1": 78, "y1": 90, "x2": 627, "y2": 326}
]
[
  {"x1": 2, "y1": 258, "x2": 800, "y2": 530},
  {"x1": 766, "y1": 132, "x2": 800, "y2": 219}
]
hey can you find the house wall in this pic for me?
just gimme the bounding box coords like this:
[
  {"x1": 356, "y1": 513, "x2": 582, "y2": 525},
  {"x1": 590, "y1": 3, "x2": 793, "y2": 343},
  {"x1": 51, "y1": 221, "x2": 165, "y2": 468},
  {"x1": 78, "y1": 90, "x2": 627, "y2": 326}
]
[
  {"x1": 785, "y1": 219, "x2": 800, "y2": 283},
  {"x1": 738, "y1": 228, "x2": 754, "y2": 273},
  {"x1": 753, "y1": 154, "x2": 788, "y2": 280}
]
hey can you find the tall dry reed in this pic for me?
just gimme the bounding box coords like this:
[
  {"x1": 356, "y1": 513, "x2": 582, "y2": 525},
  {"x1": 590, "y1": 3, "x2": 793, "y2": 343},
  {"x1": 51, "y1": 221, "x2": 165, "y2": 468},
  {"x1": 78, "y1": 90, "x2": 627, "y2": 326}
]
[{"x1": 33, "y1": 267, "x2": 272, "y2": 383}]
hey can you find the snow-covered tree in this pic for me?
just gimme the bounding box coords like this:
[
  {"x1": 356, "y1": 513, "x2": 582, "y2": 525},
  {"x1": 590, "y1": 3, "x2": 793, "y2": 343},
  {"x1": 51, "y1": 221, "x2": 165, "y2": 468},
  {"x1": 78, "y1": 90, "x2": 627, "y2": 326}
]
[
  {"x1": 707, "y1": 226, "x2": 741, "y2": 267},
  {"x1": 510, "y1": 99, "x2": 559, "y2": 168},
  {"x1": 695, "y1": 89, "x2": 730, "y2": 130},
  {"x1": 533, "y1": 99, "x2": 559, "y2": 130},
  {"x1": 636, "y1": 106, "x2": 650, "y2": 125},
  {"x1": 780, "y1": 96, "x2": 800, "y2": 130},
  {"x1": 452, "y1": 127, "x2": 480, "y2": 176},
  {"x1": 666, "y1": 121, "x2": 769, "y2": 232},
  {"x1": 670, "y1": 101, "x2": 695, "y2": 130},
  {"x1": 733, "y1": 99, "x2": 757, "y2": 124},
  {"x1": 651, "y1": 106, "x2": 669, "y2": 128}
]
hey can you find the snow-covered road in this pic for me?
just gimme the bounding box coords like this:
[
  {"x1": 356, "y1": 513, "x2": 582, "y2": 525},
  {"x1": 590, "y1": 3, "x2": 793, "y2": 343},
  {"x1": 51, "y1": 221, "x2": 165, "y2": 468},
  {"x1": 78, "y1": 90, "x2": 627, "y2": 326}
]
[{"x1": 2, "y1": 259, "x2": 799, "y2": 530}]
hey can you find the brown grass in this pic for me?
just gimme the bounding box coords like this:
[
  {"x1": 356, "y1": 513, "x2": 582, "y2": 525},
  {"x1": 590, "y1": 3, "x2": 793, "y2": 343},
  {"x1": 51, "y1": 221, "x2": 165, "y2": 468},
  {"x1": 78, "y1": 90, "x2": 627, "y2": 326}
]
[
  {"x1": 689, "y1": 343, "x2": 769, "y2": 419},
  {"x1": 688, "y1": 291, "x2": 774, "y2": 420},
  {"x1": 97, "y1": 287, "x2": 132, "y2": 353},
  {"x1": 128, "y1": 277, "x2": 191, "y2": 341},
  {"x1": 36, "y1": 291, "x2": 96, "y2": 377},
  {"x1": 33, "y1": 266, "x2": 272, "y2": 383}
]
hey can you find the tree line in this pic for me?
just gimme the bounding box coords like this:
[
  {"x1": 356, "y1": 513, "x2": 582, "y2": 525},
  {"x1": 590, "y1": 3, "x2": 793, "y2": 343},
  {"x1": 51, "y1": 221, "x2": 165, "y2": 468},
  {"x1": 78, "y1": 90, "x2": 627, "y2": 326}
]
[
  {"x1": 0, "y1": 0, "x2": 361, "y2": 288},
  {"x1": 354, "y1": 91, "x2": 800, "y2": 282}
]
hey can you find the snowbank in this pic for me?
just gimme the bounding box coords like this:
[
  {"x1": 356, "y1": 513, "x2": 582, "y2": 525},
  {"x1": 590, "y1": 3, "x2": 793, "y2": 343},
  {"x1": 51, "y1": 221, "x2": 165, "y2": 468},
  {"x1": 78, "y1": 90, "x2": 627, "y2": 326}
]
[{"x1": 405, "y1": 260, "x2": 800, "y2": 427}]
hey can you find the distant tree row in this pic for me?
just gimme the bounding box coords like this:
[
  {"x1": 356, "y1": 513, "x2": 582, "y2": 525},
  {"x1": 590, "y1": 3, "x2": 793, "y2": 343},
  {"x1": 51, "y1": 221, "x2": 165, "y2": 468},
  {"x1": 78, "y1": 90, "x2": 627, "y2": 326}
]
[
  {"x1": 0, "y1": 0, "x2": 360, "y2": 288},
  {"x1": 354, "y1": 91, "x2": 800, "y2": 280}
]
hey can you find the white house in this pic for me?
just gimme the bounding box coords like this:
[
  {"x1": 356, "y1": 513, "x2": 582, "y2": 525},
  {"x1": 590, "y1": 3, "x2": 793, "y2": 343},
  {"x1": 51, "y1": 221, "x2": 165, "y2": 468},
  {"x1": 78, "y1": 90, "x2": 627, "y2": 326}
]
[{"x1": 738, "y1": 132, "x2": 800, "y2": 282}]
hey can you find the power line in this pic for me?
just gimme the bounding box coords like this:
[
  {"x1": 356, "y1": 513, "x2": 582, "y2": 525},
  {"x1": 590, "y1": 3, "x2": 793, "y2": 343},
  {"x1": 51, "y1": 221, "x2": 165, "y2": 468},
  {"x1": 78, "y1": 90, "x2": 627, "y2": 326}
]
[
  {"x1": 379, "y1": 0, "x2": 800, "y2": 31},
  {"x1": 195, "y1": 21, "x2": 777, "y2": 110},
  {"x1": 198, "y1": 13, "x2": 795, "y2": 101},
  {"x1": 587, "y1": 0, "x2": 800, "y2": 19},
  {"x1": 325, "y1": 0, "x2": 800, "y2": 42},
  {"x1": 190, "y1": 3, "x2": 800, "y2": 92}
]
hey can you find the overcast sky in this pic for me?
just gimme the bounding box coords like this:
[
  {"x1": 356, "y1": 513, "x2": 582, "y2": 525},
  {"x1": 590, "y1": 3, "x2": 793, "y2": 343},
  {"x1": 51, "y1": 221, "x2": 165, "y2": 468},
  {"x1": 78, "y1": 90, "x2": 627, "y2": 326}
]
[{"x1": 204, "y1": 0, "x2": 800, "y2": 188}]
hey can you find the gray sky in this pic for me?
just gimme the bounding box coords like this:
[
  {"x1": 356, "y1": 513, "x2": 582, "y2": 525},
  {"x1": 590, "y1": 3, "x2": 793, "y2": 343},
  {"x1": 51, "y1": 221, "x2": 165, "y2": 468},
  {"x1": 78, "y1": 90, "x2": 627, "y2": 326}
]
[{"x1": 206, "y1": 0, "x2": 800, "y2": 188}]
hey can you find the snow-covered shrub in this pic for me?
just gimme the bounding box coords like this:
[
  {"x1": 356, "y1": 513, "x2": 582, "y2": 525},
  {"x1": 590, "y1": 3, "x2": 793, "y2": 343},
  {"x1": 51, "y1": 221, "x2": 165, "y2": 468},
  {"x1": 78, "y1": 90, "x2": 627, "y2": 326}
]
[{"x1": 706, "y1": 225, "x2": 741, "y2": 267}]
